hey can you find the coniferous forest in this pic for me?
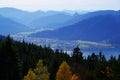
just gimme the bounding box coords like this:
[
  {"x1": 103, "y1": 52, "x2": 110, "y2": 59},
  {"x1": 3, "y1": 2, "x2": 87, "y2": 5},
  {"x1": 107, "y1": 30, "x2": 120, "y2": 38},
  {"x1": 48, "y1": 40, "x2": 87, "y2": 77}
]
[{"x1": 0, "y1": 36, "x2": 120, "y2": 80}]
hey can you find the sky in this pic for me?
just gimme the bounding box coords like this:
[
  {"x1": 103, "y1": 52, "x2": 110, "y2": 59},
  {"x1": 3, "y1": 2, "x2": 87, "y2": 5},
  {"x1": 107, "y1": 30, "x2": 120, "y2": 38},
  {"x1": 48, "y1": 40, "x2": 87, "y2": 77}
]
[{"x1": 0, "y1": 0, "x2": 120, "y2": 11}]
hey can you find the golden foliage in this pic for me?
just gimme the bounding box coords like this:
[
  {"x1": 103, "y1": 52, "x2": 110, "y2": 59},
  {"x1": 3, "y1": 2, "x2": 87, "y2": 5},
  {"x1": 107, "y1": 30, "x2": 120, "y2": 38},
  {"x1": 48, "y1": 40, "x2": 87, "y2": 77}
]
[
  {"x1": 23, "y1": 60, "x2": 50, "y2": 80},
  {"x1": 56, "y1": 61, "x2": 72, "y2": 80},
  {"x1": 23, "y1": 69, "x2": 36, "y2": 80},
  {"x1": 34, "y1": 60, "x2": 49, "y2": 80},
  {"x1": 71, "y1": 74, "x2": 79, "y2": 80}
]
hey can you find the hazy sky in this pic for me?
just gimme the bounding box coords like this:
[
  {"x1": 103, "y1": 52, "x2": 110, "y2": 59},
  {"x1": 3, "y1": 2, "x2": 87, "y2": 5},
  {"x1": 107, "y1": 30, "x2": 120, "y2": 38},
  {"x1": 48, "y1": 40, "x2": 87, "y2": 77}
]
[{"x1": 0, "y1": 0, "x2": 120, "y2": 11}]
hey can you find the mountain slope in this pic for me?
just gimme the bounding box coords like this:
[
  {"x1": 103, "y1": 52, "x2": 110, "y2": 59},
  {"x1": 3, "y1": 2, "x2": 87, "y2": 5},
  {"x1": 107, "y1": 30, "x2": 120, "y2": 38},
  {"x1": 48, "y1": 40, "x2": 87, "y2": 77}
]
[
  {"x1": 0, "y1": 15, "x2": 31, "y2": 35},
  {"x1": 0, "y1": 8, "x2": 73, "y2": 29},
  {"x1": 0, "y1": 7, "x2": 29, "y2": 22},
  {"x1": 29, "y1": 13, "x2": 73, "y2": 29},
  {"x1": 30, "y1": 14, "x2": 120, "y2": 42},
  {"x1": 60, "y1": 10, "x2": 120, "y2": 28},
  {"x1": 0, "y1": 7, "x2": 29, "y2": 18},
  {"x1": 17, "y1": 10, "x2": 63, "y2": 26}
]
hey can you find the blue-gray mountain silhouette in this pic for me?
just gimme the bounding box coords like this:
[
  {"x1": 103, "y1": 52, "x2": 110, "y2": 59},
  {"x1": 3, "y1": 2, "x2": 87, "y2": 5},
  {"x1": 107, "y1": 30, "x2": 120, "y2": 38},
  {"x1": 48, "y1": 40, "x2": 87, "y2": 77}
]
[{"x1": 30, "y1": 14, "x2": 120, "y2": 42}]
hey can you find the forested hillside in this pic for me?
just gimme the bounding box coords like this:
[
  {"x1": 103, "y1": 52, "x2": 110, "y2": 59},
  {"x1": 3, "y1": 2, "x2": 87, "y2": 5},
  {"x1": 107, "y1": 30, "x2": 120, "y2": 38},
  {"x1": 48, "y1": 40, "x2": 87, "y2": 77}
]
[{"x1": 0, "y1": 36, "x2": 120, "y2": 80}]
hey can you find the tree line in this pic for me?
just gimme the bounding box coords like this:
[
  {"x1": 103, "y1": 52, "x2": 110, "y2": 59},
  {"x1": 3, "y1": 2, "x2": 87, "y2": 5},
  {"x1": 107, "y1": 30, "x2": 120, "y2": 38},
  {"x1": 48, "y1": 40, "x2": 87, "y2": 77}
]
[{"x1": 0, "y1": 36, "x2": 120, "y2": 80}]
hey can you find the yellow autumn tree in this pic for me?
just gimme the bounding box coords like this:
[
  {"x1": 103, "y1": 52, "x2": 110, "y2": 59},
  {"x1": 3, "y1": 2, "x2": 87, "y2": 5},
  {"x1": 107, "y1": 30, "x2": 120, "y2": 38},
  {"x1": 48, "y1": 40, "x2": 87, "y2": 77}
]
[
  {"x1": 56, "y1": 61, "x2": 72, "y2": 80},
  {"x1": 71, "y1": 74, "x2": 79, "y2": 80},
  {"x1": 34, "y1": 60, "x2": 49, "y2": 80},
  {"x1": 23, "y1": 69, "x2": 36, "y2": 80}
]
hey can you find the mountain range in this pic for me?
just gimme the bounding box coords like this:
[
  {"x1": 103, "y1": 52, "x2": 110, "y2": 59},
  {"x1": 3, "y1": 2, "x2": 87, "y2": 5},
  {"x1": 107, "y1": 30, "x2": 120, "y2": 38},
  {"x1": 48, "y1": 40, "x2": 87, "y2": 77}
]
[
  {"x1": 0, "y1": 7, "x2": 120, "y2": 48},
  {"x1": 0, "y1": 7, "x2": 76, "y2": 29},
  {"x1": 30, "y1": 12, "x2": 120, "y2": 44},
  {"x1": 0, "y1": 7, "x2": 88, "y2": 35}
]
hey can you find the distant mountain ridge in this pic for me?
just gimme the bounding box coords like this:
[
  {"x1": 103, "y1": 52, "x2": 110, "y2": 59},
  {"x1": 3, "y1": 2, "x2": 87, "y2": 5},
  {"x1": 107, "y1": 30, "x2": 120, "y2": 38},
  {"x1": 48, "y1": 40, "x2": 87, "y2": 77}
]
[
  {"x1": 1, "y1": 7, "x2": 119, "y2": 30},
  {"x1": 29, "y1": 13, "x2": 73, "y2": 29},
  {"x1": 0, "y1": 7, "x2": 89, "y2": 30},
  {"x1": 0, "y1": 15, "x2": 31, "y2": 35},
  {"x1": 0, "y1": 7, "x2": 29, "y2": 18},
  {"x1": 61, "y1": 10, "x2": 120, "y2": 28},
  {"x1": 0, "y1": 7, "x2": 76, "y2": 29},
  {"x1": 30, "y1": 14, "x2": 120, "y2": 43}
]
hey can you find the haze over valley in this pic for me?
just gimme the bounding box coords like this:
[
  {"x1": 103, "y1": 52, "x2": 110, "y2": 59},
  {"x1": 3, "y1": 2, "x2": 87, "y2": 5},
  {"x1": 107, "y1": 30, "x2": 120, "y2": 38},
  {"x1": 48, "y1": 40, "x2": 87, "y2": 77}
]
[{"x1": 0, "y1": 7, "x2": 120, "y2": 53}]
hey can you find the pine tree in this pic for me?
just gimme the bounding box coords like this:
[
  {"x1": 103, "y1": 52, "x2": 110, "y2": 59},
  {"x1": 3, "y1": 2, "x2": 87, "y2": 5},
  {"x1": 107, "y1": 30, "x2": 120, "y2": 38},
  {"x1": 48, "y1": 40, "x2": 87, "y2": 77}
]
[
  {"x1": 72, "y1": 46, "x2": 83, "y2": 63},
  {"x1": 56, "y1": 61, "x2": 72, "y2": 80},
  {"x1": 0, "y1": 36, "x2": 22, "y2": 80}
]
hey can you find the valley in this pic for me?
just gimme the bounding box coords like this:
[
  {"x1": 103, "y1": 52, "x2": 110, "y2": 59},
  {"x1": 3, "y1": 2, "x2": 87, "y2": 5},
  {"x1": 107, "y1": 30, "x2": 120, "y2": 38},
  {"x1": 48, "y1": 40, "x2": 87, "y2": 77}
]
[
  {"x1": 0, "y1": 7, "x2": 120, "y2": 56},
  {"x1": 11, "y1": 31, "x2": 120, "y2": 60},
  {"x1": 11, "y1": 31, "x2": 114, "y2": 51}
]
